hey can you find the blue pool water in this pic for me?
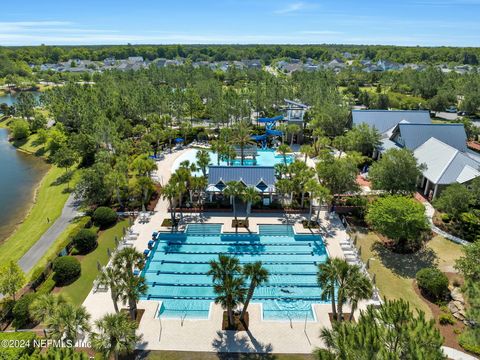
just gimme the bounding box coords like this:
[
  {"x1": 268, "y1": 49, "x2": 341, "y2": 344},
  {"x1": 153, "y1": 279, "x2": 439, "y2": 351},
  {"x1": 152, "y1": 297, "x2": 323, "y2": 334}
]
[
  {"x1": 142, "y1": 224, "x2": 328, "y2": 321},
  {"x1": 171, "y1": 148, "x2": 293, "y2": 174}
]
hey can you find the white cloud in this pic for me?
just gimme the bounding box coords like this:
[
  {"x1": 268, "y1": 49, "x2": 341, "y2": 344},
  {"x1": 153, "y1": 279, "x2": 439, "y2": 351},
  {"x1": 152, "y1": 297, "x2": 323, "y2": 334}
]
[{"x1": 274, "y1": 2, "x2": 314, "y2": 14}]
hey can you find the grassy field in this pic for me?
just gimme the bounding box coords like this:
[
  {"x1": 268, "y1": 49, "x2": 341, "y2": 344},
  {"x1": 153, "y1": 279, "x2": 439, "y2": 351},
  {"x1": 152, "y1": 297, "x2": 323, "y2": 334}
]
[
  {"x1": 354, "y1": 230, "x2": 464, "y2": 319},
  {"x1": 58, "y1": 220, "x2": 128, "y2": 306},
  {"x1": 0, "y1": 165, "x2": 73, "y2": 266},
  {"x1": 144, "y1": 351, "x2": 315, "y2": 360}
]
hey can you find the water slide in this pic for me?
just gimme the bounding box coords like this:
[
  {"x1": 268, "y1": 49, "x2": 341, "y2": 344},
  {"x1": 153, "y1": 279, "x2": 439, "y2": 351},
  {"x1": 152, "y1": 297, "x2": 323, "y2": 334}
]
[{"x1": 252, "y1": 115, "x2": 284, "y2": 149}]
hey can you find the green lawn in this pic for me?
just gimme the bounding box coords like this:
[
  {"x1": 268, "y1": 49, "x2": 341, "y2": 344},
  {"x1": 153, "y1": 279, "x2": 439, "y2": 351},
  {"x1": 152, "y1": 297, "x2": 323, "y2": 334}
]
[
  {"x1": 144, "y1": 351, "x2": 314, "y2": 360},
  {"x1": 354, "y1": 230, "x2": 463, "y2": 318},
  {"x1": 58, "y1": 220, "x2": 128, "y2": 306},
  {"x1": 0, "y1": 165, "x2": 74, "y2": 267}
]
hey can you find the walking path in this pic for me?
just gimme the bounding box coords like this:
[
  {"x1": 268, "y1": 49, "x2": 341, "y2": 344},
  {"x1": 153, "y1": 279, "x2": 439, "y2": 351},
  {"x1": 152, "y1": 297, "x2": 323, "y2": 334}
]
[
  {"x1": 417, "y1": 194, "x2": 469, "y2": 246},
  {"x1": 18, "y1": 193, "x2": 80, "y2": 273},
  {"x1": 442, "y1": 346, "x2": 478, "y2": 360}
]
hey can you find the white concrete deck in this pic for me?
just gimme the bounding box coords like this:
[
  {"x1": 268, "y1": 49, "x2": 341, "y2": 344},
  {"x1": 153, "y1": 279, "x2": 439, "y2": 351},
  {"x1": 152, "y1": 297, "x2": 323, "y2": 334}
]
[{"x1": 82, "y1": 148, "x2": 366, "y2": 354}]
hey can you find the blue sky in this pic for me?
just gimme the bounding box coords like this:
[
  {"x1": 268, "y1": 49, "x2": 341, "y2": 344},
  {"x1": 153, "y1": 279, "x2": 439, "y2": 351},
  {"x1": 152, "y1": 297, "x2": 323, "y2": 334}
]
[{"x1": 1, "y1": 0, "x2": 480, "y2": 46}]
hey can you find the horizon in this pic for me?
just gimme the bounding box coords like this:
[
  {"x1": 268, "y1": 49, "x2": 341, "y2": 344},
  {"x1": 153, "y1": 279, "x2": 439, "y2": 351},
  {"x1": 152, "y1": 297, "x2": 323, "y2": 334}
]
[{"x1": 1, "y1": 0, "x2": 480, "y2": 47}]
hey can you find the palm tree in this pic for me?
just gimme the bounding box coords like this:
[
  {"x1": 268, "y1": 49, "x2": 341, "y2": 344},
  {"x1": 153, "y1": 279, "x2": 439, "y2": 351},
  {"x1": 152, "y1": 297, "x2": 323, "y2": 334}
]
[
  {"x1": 91, "y1": 312, "x2": 140, "y2": 360},
  {"x1": 46, "y1": 303, "x2": 90, "y2": 344},
  {"x1": 230, "y1": 123, "x2": 254, "y2": 165},
  {"x1": 161, "y1": 182, "x2": 179, "y2": 225},
  {"x1": 224, "y1": 181, "x2": 244, "y2": 222},
  {"x1": 97, "y1": 266, "x2": 124, "y2": 313},
  {"x1": 277, "y1": 144, "x2": 291, "y2": 165},
  {"x1": 119, "y1": 274, "x2": 148, "y2": 321},
  {"x1": 30, "y1": 294, "x2": 66, "y2": 325},
  {"x1": 286, "y1": 124, "x2": 300, "y2": 147},
  {"x1": 240, "y1": 262, "x2": 269, "y2": 322},
  {"x1": 208, "y1": 255, "x2": 244, "y2": 328},
  {"x1": 318, "y1": 258, "x2": 372, "y2": 322},
  {"x1": 207, "y1": 254, "x2": 242, "y2": 283},
  {"x1": 195, "y1": 149, "x2": 210, "y2": 177},
  {"x1": 345, "y1": 272, "x2": 373, "y2": 322},
  {"x1": 213, "y1": 275, "x2": 246, "y2": 329},
  {"x1": 317, "y1": 258, "x2": 339, "y2": 320},
  {"x1": 306, "y1": 180, "x2": 331, "y2": 225},
  {"x1": 242, "y1": 187, "x2": 260, "y2": 221},
  {"x1": 300, "y1": 144, "x2": 313, "y2": 163},
  {"x1": 113, "y1": 248, "x2": 147, "y2": 320}
]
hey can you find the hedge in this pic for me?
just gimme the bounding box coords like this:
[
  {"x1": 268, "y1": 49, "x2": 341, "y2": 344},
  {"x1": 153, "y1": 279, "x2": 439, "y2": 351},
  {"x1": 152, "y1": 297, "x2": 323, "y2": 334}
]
[
  {"x1": 73, "y1": 228, "x2": 98, "y2": 254},
  {"x1": 0, "y1": 331, "x2": 37, "y2": 358},
  {"x1": 416, "y1": 268, "x2": 449, "y2": 300},
  {"x1": 35, "y1": 274, "x2": 55, "y2": 295},
  {"x1": 92, "y1": 207, "x2": 117, "y2": 228},
  {"x1": 52, "y1": 256, "x2": 81, "y2": 286},
  {"x1": 12, "y1": 293, "x2": 37, "y2": 329}
]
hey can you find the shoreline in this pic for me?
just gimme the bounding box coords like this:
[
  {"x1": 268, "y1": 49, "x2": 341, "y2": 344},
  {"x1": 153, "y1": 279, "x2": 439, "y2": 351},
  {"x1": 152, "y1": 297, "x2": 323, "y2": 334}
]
[
  {"x1": 0, "y1": 126, "x2": 50, "y2": 243},
  {"x1": 0, "y1": 121, "x2": 74, "y2": 273}
]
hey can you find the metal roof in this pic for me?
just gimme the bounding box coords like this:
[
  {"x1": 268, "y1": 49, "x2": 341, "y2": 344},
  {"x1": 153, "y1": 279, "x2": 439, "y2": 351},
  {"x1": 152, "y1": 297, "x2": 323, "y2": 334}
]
[
  {"x1": 391, "y1": 123, "x2": 467, "y2": 151},
  {"x1": 352, "y1": 110, "x2": 431, "y2": 134},
  {"x1": 414, "y1": 138, "x2": 480, "y2": 185},
  {"x1": 207, "y1": 166, "x2": 276, "y2": 191}
]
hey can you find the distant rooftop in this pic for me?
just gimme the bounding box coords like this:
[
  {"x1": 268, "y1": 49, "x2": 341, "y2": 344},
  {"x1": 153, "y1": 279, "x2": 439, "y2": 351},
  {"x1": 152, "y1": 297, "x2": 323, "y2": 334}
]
[{"x1": 352, "y1": 109, "x2": 431, "y2": 134}]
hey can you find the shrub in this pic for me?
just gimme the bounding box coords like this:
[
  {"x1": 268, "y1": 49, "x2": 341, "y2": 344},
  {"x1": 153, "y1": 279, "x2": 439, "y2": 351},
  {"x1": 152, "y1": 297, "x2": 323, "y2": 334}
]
[
  {"x1": 73, "y1": 228, "x2": 98, "y2": 254},
  {"x1": 53, "y1": 256, "x2": 81, "y2": 286},
  {"x1": 0, "y1": 331, "x2": 36, "y2": 358},
  {"x1": 439, "y1": 305, "x2": 449, "y2": 313},
  {"x1": 416, "y1": 268, "x2": 449, "y2": 300},
  {"x1": 11, "y1": 119, "x2": 30, "y2": 140},
  {"x1": 92, "y1": 207, "x2": 117, "y2": 228},
  {"x1": 12, "y1": 293, "x2": 37, "y2": 329},
  {"x1": 438, "y1": 313, "x2": 455, "y2": 325},
  {"x1": 441, "y1": 213, "x2": 451, "y2": 223},
  {"x1": 459, "y1": 331, "x2": 480, "y2": 355},
  {"x1": 36, "y1": 275, "x2": 56, "y2": 295}
]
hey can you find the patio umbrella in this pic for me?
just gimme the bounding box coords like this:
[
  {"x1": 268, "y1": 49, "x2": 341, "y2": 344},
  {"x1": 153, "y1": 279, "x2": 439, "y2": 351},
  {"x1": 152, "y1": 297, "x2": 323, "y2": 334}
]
[{"x1": 175, "y1": 138, "x2": 184, "y2": 143}]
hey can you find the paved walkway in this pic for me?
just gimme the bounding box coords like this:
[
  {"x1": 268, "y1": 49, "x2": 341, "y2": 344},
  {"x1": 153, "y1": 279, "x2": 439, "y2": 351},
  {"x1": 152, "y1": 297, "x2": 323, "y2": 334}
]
[
  {"x1": 442, "y1": 346, "x2": 478, "y2": 360},
  {"x1": 420, "y1": 198, "x2": 469, "y2": 246},
  {"x1": 18, "y1": 193, "x2": 80, "y2": 273}
]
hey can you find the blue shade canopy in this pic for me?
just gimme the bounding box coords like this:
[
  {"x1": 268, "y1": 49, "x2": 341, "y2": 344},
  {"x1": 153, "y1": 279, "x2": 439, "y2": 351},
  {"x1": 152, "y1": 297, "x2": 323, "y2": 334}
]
[{"x1": 175, "y1": 138, "x2": 184, "y2": 143}]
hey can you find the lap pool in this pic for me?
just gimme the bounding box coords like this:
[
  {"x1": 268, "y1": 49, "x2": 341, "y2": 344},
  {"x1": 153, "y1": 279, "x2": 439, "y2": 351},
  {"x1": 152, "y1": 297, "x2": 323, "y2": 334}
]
[{"x1": 142, "y1": 224, "x2": 328, "y2": 321}]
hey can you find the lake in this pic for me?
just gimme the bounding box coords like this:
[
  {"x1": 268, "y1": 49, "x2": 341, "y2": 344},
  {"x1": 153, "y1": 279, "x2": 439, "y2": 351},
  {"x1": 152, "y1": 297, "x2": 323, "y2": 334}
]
[
  {"x1": 0, "y1": 91, "x2": 41, "y2": 106},
  {"x1": 0, "y1": 128, "x2": 49, "y2": 242}
]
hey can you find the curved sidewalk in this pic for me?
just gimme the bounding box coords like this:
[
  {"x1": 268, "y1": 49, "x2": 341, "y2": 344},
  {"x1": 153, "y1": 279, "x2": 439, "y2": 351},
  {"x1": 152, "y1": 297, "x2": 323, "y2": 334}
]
[
  {"x1": 442, "y1": 346, "x2": 478, "y2": 360},
  {"x1": 422, "y1": 200, "x2": 470, "y2": 246}
]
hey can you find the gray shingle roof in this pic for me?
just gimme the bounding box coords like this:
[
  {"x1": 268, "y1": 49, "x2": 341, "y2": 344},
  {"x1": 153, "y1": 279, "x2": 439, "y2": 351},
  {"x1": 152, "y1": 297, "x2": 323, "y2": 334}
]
[
  {"x1": 414, "y1": 138, "x2": 480, "y2": 185},
  {"x1": 392, "y1": 123, "x2": 467, "y2": 151},
  {"x1": 207, "y1": 166, "x2": 276, "y2": 191},
  {"x1": 352, "y1": 110, "x2": 431, "y2": 134}
]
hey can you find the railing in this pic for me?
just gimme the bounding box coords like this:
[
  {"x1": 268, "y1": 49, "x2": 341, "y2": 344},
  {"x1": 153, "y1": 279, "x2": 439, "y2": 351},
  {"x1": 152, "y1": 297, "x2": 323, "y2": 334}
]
[{"x1": 339, "y1": 214, "x2": 382, "y2": 305}]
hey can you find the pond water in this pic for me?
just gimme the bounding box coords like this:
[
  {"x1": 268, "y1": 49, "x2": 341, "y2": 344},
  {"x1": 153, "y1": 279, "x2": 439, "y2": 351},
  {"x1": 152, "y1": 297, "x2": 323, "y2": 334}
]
[
  {"x1": 0, "y1": 91, "x2": 41, "y2": 106},
  {"x1": 0, "y1": 128, "x2": 49, "y2": 242}
]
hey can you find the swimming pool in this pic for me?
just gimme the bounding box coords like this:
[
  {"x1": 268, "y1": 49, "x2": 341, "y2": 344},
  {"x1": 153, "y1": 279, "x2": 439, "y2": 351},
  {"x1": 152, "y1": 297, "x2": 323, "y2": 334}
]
[
  {"x1": 142, "y1": 224, "x2": 328, "y2": 321},
  {"x1": 171, "y1": 148, "x2": 293, "y2": 175}
]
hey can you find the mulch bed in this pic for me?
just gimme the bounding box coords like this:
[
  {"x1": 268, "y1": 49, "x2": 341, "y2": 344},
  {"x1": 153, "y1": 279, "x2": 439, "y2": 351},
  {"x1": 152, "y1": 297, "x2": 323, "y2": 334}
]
[
  {"x1": 328, "y1": 312, "x2": 354, "y2": 324},
  {"x1": 222, "y1": 311, "x2": 249, "y2": 331},
  {"x1": 146, "y1": 185, "x2": 162, "y2": 211},
  {"x1": 232, "y1": 219, "x2": 249, "y2": 228},
  {"x1": 412, "y1": 275, "x2": 466, "y2": 351},
  {"x1": 302, "y1": 220, "x2": 320, "y2": 229},
  {"x1": 120, "y1": 308, "x2": 145, "y2": 325}
]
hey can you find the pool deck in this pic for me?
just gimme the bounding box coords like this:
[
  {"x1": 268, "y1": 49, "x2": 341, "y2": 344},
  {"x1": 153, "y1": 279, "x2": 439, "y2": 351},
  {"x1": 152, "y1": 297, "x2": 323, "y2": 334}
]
[{"x1": 82, "y1": 148, "x2": 368, "y2": 354}]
